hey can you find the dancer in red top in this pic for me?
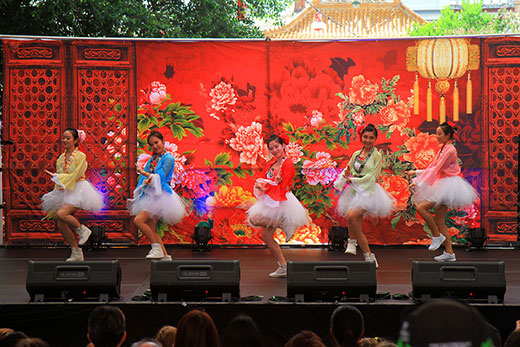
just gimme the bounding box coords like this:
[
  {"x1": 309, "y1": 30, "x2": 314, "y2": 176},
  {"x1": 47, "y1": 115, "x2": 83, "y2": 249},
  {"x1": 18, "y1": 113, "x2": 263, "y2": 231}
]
[
  {"x1": 247, "y1": 134, "x2": 309, "y2": 278},
  {"x1": 408, "y1": 122, "x2": 478, "y2": 261}
]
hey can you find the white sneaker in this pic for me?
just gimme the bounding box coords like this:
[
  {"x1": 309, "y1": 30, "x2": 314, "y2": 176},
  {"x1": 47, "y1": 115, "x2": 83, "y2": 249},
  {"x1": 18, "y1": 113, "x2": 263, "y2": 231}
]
[
  {"x1": 269, "y1": 264, "x2": 287, "y2": 278},
  {"x1": 428, "y1": 234, "x2": 446, "y2": 251},
  {"x1": 364, "y1": 253, "x2": 379, "y2": 268},
  {"x1": 66, "y1": 248, "x2": 84, "y2": 261},
  {"x1": 345, "y1": 238, "x2": 357, "y2": 255},
  {"x1": 146, "y1": 247, "x2": 165, "y2": 259},
  {"x1": 76, "y1": 225, "x2": 92, "y2": 246},
  {"x1": 160, "y1": 255, "x2": 172, "y2": 261},
  {"x1": 434, "y1": 251, "x2": 456, "y2": 262}
]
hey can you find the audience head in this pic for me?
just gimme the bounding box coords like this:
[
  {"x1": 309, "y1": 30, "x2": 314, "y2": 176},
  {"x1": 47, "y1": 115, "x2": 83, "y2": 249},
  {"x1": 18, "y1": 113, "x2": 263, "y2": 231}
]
[
  {"x1": 285, "y1": 330, "x2": 325, "y2": 347},
  {"x1": 359, "y1": 337, "x2": 380, "y2": 347},
  {"x1": 221, "y1": 314, "x2": 262, "y2": 347},
  {"x1": 88, "y1": 306, "x2": 126, "y2": 347},
  {"x1": 330, "y1": 305, "x2": 364, "y2": 347},
  {"x1": 397, "y1": 299, "x2": 493, "y2": 347},
  {"x1": 505, "y1": 328, "x2": 520, "y2": 347},
  {"x1": 0, "y1": 330, "x2": 14, "y2": 339},
  {"x1": 130, "y1": 339, "x2": 161, "y2": 347},
  {"x1": 0, "y1": 331, "x2": 28, "y2": 347},
  {"x1": 155, "y1": 325, "x2": 177, "y2": 347},
  {"x1": 14, "y1": 338, "x2": 49, "y2": 347},
  {"x1": 175, "y1": 309, "x2": 219, "y2": 347}
]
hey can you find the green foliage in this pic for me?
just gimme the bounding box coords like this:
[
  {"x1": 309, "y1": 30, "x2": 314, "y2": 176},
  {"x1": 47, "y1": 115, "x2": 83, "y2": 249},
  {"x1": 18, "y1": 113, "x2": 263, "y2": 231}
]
[
  {"x1": 0, "y1": 0, "x2": 292, "y2": 38},
  {"x1": 408, "y1": 0, "x2": 520, "y2": 36},
  {"x1": 205, "y1": 152, "x2": 253, "y2": 187},
  {"x1": 336, "y1": 75, "x2": 401, "y2": 142},
  {"x1": 136, "y1": 94, "x2": 203, "y2": 141}
]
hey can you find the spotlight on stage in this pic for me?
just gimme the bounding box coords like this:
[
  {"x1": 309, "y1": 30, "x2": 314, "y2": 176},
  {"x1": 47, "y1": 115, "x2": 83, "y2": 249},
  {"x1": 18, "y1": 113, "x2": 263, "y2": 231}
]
[
  {"x1": 328, "y1": 226, "x2": 348, "y2": 252},
  {"x1": 466, "y1": 227, "x2": 488, "y2": 251},
  {"x1": 192, "y1": 222, "x2": 212, "y2": 251}
]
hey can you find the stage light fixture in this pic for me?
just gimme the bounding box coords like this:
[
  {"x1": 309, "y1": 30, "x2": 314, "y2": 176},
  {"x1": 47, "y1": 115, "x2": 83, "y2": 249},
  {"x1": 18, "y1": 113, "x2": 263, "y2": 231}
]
[
  {"x1": 328, "y1": 226, "x2": 348, "y2": 252},
  {"x1": 466, "y1": 227, "x2": 487, "y2": 251},
  {"x1": 192, "y1": 224, "x2": 212, "y2": 251}
]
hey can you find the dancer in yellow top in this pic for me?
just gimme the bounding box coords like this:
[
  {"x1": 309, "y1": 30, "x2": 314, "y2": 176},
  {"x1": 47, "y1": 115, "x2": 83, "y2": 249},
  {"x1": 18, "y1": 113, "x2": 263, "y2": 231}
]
[{"x1": 42, "y1": 128, "x2": 104, "y2": 261}]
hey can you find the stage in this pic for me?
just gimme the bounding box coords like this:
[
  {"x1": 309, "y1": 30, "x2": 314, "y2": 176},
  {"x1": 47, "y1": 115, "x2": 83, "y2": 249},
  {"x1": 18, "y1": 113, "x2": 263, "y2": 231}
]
[{"x1": 0, "y1": 245, "x2": 519, "y2": 346}]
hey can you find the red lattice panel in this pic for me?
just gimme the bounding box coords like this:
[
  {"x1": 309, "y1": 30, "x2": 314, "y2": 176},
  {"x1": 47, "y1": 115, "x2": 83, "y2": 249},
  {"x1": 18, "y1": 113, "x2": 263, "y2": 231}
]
[
  {"x1": 488, "y1": 67, "x2": 520, "y2": 211},
  {"x1": 8, "y1": 68, "x2": 62, "y2": 209},
  {"x1": 77, "y1": 69, "x2": 130, "y2": 210}
]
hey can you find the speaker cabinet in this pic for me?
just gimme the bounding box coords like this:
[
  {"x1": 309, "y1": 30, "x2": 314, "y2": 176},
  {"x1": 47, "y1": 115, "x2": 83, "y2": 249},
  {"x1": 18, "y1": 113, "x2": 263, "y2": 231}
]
[
  {"x1": 287, "y1": 261, "x2": 377, "y2": 302},
  {"x1": 26, "y1": 260, "x2": 121, "y2": 302},
  {"x1": 150, "y1": 260, "x2": 240, "y2": 302},
  {"x1": 412, "y1": 261, "x2": 506, "y2": 303}
]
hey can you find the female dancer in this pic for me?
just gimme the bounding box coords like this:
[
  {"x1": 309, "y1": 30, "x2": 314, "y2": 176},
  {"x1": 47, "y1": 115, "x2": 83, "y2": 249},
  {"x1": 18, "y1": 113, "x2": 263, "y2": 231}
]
[
  {"x1": 334, "y1": 124, "x2": 395, "y2": 268},
  {"x1": 42, "y1": 128, "x2": 104, "y2": 261},
  {"x1": 128, "y1": 130, "x2": 186, "y2": 260},
  {"x1": 247, "y1": 134, "x2": 309, "y2": 278},
  {"x1": 408, "y1": 122, "x2": 478, "y2": 261}
]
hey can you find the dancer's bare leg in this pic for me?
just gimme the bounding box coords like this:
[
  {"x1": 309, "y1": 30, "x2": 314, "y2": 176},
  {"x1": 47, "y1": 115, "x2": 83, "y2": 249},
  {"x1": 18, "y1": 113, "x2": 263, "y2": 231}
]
[
  {"x1": 261, "y1": 226, "x2": 286, "y2": 266},
  {"x1": 57, "y1": 219, "x2": 77, "y2": 248},
  {"x1": 146, "y1": 219, "x2": 167, "y2": 255},
  {"x1": 134, "y1": 211, "x2": 156, "y2": 243},
  {"x1": 416, "y1": 201, "x2": 440, "y2": 236},
  {"x1": 434, "y1": 204, "x2": 453, "y2": 254},
  {"x1": 56, "y1": 204, "x2": 81, "y2": 230},
  {"x1": 347, "y1": 209, "x2": 371, "y2": 254}
]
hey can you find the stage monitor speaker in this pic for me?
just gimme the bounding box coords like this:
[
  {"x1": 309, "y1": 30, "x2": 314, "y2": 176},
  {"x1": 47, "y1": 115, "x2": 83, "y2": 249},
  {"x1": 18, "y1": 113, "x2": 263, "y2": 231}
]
[
  {"x1": 287, "y1": 261, "x2": 376, "y2": 302},
  {"x1": 26, "y1": 260, "x2": 121, "y2": 302},
  {"x1": 150, "y1": 259, "x2": 240, "y2": 302},
  {"x1": 411, "y1": 261, "x2": 506, "y2": 303}
]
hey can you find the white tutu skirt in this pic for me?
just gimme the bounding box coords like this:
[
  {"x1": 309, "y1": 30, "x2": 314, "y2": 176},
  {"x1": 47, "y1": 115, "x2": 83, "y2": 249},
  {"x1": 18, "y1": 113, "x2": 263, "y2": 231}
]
[
  {"x1": 41, "y1": 180, "x2": 104, "y2": 213},
  {"x1": 414, "y1": 176, "x2": 478, "y2": 209},
  {"x1": 247, "y1": 192, "x2": 309, "y2": 240},
  {"x1": 336, "y1": 183, "x2": 395, "y2": 218},
  {"x1": 128, "y1": 189, "x2": 186, "y2": 225}
]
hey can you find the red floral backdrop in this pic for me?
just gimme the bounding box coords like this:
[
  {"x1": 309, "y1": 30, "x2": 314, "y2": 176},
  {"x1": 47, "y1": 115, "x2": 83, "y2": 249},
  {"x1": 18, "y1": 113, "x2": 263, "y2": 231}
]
[
  {"x1": 133, "y1": 39, "x2": 483, "y2": 246},
  {"x1": 5, "y1": 37, "x2": 518, "y2": 246}
]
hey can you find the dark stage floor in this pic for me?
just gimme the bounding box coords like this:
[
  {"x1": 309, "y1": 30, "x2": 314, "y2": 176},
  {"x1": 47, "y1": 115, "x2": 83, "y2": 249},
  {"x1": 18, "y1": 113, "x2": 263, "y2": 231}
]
[
  {"x1": 1, "y1": 245, "x2": 519, "y2": 303},
  {"x1": 0, "y1": 245, "x2": 519, "y2": 347}
]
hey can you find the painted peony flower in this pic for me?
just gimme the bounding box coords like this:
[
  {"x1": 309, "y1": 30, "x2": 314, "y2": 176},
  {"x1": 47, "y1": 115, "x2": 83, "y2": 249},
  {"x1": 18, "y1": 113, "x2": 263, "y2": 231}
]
[
  {"x1": 209, "y1": 81, "x2": 237, "y2": 113},
  {"x1": 206, "y1": 185, "x2": 255, "y2": 209},
  {"x1": 285, "y1": 142, "x2": 304, "y2": 164},
  {"x1": 149, "y1": 81, "x2": 167, "y2": 105},
  {"x1": 309, "y1": 110, "x2": 323, "y2": 127},
  {"x1": 301, "y1": 151, "x2": 338, "y2": 186},
  {"x1": 227, "y1": 121, "x2": 269, "y2": 165},
  {"x1": 379, "y1": 175, "x2": 410, "y2": 210},
  {"x1": 352, "y1": 110, "x2": 365, "y2": 125},
  {"x1": 349, "y1": 75, "x2": 378, "y2": 105},
  {"x1": 402, "y1": 132, "x2": 441, "y2": 170},
  {"x1": 180, "y1": 168, "x2": 218, "y2": 199},
  {"x1": 378, "y1": 98, "x2": 411, "y2": 135}
]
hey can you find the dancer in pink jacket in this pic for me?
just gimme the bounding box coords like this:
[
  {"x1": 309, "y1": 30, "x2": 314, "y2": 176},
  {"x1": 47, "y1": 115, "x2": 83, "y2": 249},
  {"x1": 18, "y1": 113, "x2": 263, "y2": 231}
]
[{"x1": 407, "y1": 122, "x2": 478, "y2": 262}]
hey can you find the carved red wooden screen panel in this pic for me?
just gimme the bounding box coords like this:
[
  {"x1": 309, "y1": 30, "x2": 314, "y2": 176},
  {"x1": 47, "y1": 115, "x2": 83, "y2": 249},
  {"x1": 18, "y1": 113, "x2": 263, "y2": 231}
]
[
  {"x1": 2, "y1": 40, "x2": 66, "y2": 244},
  {"x1": 2, "y1": 40, "x2": 136, "y2": 245},
  {"x1": 72, "y1": 41, "x2": 136, "y2": 243},
  {"x1": 483, "y1": 38, "x2": 520, "y2": 242}
]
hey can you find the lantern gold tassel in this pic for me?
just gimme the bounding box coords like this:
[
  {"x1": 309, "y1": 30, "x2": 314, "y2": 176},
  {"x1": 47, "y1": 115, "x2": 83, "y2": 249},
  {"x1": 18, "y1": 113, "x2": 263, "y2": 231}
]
[
  {"x1": 453, "y1": 80, "x2": 459, "y2": 121},
  {"x1": 440, "y1": 95, "x2": 446, "y2": 124},
  {"x1": 427, "y1": 80, "x2": 432, "y2": 122},
  {"x1": 467, "y1": 72, "x2": 472, "y2": 114},
  {"x1": 414, "y1": 72, "x2": 419, "y2": 115}
]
